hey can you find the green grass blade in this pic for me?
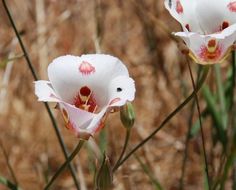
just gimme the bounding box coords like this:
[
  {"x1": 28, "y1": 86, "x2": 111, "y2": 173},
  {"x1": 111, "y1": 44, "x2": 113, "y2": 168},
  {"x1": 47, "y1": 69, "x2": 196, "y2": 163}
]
[
  {"x1": 214, "y1": 65, "x2": 228, "y2": 129},
  {"x1": 0, "y1": 176, "x2": 21, "y2": 190},
  {"x1": 99, "y1": 128, "x2": 107, "y2": 153},
  {"x1": 201, "y1": 85, "x2": 227, "y2": 146},
  {"x1": 134, "y1": 154, "x2": 163, "y2": 190}
]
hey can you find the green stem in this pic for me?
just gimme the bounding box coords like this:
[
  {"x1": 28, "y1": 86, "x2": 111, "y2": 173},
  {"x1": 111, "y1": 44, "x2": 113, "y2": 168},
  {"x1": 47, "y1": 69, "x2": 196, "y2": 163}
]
[
  {"x1": 220, "y1": 152, "x2": 235, "y2": 190},
  {"x1": 232, "y1": 50, "x2": 236, "y2": 88},
  {"x1": 187, "y1": 61, "x2": 210, "y2": 189},
  {"x1": 112, "y1": 129, "x2": 131, "y2": 172},
  {"x1": 215, "y1": 65, "x2": 227, "y2": 129},
  {"x1": 134, "y1": 154, "x2": 163, "y2": 190},
  {"x1": 113, "y1": 66, "x2": 210, "y2": 171},
  {"x1": 232, "y1": 50, "x2": 236, "y2": 190},
  {"x1": 179, "y1": 67, "x2": 201, "y2": 190},
  {"x1": 2, "y1": 1, "x2": 81, "y2": 189},
  {"x1": 202, "y1": 85, "x2": 227, "y2": 146},
  {"x1": 44, "y1": 140, "x2": 85, "y2": 190},
  {"x1": 0, "y1": 176, "x2": 21, "y2": 190}
]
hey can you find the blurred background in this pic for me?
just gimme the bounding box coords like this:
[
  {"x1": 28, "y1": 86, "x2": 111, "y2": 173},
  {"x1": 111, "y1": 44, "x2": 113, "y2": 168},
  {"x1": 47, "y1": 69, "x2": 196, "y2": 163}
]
[{"x1": 0, "y1": 0, "x2": 235, "y2": 189}]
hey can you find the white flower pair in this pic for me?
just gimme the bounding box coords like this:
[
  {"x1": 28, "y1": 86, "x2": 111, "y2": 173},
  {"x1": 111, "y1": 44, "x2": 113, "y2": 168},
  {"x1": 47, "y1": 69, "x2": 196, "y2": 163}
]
[{"x1": 35, "y1": 0, "x2": 236, "y2": 139}]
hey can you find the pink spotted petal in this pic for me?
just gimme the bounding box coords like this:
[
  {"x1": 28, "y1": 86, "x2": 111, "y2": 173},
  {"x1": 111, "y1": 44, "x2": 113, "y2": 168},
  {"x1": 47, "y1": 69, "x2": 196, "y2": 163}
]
[
  {"x1": 175, "y1": 23, "x2": 236, "y2": 64},
  {"x1": 164, "y1": 0, "x2": 201, "y2": 33},
  {"x1": 48, "y1": 54, "x2": 129, "y2": 108},
  {"x1": 59, "y1": 100, "x2": 110, "y2": 138}
]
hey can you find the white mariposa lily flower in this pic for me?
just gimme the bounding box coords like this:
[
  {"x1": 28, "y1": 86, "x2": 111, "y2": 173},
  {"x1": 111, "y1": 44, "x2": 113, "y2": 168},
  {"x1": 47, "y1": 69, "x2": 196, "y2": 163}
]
[
  {"x1": 165, "y1": 0, "x2": 236, "y2": 64},
  {"x1": 35, "y1": 54, "x2": 135, "y2": 139}
]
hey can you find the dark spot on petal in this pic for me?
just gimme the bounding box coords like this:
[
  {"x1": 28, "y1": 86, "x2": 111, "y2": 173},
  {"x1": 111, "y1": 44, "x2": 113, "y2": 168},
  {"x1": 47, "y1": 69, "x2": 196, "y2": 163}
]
[
  {"x1": 80, "y1": 86, "x2": 91, "y2": 96},
  {"x1": 208, "y1": 39, "x2": 216, "y2": 48},
  {"x1": 185, "y1": 24, "x2": 190, "y2": 32},
  {"x1": 222, "y1": 21, "x2": 229, "y2": 30},
  {"x1": 117, "y1": 87, "x2": 122, "y2": 92}
]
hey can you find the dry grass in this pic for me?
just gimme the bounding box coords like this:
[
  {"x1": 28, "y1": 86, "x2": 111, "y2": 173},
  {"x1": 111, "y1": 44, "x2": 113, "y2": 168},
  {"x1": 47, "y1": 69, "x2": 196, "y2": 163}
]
[{"x1": 0, "y1": 0, "x2": 234, "y2": 189}]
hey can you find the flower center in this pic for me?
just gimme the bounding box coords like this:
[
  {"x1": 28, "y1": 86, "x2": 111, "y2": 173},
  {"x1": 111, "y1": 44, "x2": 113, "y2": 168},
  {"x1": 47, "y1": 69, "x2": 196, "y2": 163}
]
[
  {"x1": 74, "y1": 86, "x2": 98, "y2": 113},
  {"x1": 207, "y1": 39, "x2": 217, "y2": 53},
  {"x1": 198, "y1": 39, "x2": 222, "y2": 62}
]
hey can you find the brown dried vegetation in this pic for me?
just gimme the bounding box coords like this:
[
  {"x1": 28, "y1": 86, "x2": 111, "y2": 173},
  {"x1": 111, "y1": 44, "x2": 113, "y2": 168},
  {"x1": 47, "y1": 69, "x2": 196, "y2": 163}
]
[{"x1": 0, "y1": 0, "x2": 233, "y2": 189}]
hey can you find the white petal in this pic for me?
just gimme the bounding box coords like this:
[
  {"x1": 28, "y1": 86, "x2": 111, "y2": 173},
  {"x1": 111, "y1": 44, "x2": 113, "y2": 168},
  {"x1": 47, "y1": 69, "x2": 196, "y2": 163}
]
[
  {"x1": 34, "y1": 80, "x2": 60, "y2": 102},
  {"x1": 165, "y1": 0, "x2": 201, "y2": 33},
  {"x1": 164, "y1": 0, "x2": 183, "y2": 24},
  {"x1": 59, "y1": 102, "x2": 95, "y2": 129},
  {"x1": 195, "y1": 0, "x2": 231, "y2": 34},
  {"x1": 108, "y1": 76, "x2": 135, "y2": 107},
  {"x1": 210, "y1": 22, "x2": 236, "y2": 39},
  {"x1": 86, "y1": 107, "x2": 108, "y2": 134},
  {"x1": 48, "y1": 54, "x2": 129, "y2": 108}
]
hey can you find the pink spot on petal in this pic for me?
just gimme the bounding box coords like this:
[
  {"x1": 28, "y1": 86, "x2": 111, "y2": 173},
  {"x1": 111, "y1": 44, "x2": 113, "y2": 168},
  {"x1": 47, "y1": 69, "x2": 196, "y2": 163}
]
[
  {"x1": 65, "y1": 121, "x2": 74, "y2": 131},
  {"x1": 62, "y1": 108, "x2": 69, "y2": 123},
  {"x1": 176, "y1": 0, "x2": 183, "y2": 14},
  {"x1": 185, "y1": 24, "x2": 190, "y2": 32},
  {"x1": 79, "y1": 61, "x2": 95, "y2": 75},
  {"x1": 228, "y1": 1, "x2": 236, "y2": 12},
  {"x1": 95, "y1": 113, "x2": 108, "y2": 133},
  {"x1": 95, "y1": 121, "x2": 105, "y2": 133},
  {"x1": 49, "y1": 93, "x2": 59, "y2": 99},
  {"x1": 61, "y1": 108, "x2": 77, "y2": 134},
  {"x1": 109, "y1": 98, "x2": 121, "y2": 105}
]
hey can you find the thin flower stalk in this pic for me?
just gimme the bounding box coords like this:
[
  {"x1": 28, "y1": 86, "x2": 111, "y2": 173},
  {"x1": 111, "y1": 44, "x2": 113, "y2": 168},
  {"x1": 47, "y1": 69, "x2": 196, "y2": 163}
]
[
  {"x1": 179, "y1": 67, "x2": 201, "y2": 189},
  {"x1": 1, "y1": 1, "x2": 81, "y2": 188},
  {"x1": 44, "y1": 140, "x2": 85, "y2": 190},
  {"x1": 187, "y1": 60, "x2": 211, "y2": 189},
  {"x1": 112, "y1": 129, "x2": 131, "y2": 172},
  {"x1": 113, "y1": 66, "x2": 210, "y2": 171},
  {"x1": 134, "y1": 154, "x2": 163, "y2": 190},
  {"x1": 179, "y1": 100, "x2": 195, "y2": 190}
]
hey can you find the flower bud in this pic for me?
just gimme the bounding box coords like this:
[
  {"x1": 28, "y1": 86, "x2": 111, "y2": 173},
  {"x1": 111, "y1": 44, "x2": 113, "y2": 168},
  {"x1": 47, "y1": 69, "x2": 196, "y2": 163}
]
[
  {"x1": 95, "y1": 154, "x2": 113, "y2": 190},
  {"x1": 120, "y1": 102, "x2": 135, "y2": 129}
]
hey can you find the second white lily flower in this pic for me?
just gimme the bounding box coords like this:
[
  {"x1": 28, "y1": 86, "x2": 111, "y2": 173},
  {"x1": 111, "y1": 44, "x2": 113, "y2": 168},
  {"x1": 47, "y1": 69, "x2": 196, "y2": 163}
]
[{"x1": 165, "y1": 0, "x2": 236, "y2": 64}]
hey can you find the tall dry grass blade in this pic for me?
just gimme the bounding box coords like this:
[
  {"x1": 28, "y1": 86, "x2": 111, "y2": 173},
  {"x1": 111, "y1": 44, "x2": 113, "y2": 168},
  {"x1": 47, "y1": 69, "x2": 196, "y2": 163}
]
[
  {"x1": 2, "y1": 1, "x2": 81, "y2": 189},
  {"x1": 36, "y1": 0, "x2": 48, "y2": 79},
  {"x1": 0, "y1": 140, "x2": 18, "y2": 185}
]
